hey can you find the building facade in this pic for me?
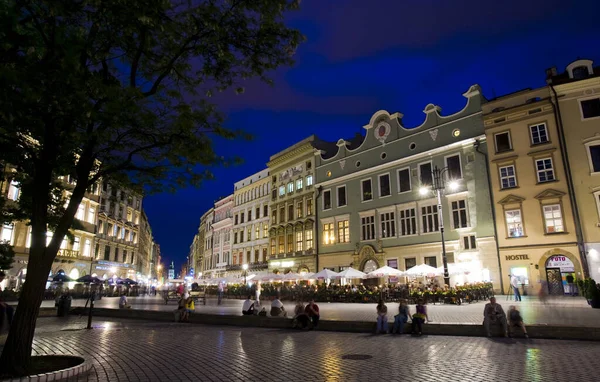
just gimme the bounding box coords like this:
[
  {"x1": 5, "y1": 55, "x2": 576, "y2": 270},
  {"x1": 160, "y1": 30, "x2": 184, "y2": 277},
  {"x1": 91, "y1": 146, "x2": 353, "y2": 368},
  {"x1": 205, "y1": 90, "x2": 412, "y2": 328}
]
[
  {"x1": 548, "y1": 58, "x2": 600, "y2": 281},
  {"x1": 231, "y1": 169, "x2": 271, "y2": 275},
  {"x1": 207, "y1": 196, "x2": 233, "y2": 277},
  {"x1": 267, "y1": 137, "x2": 319, "y2": 274},
  {"x1": 483, "y1": 86, "x2": 584, "y2": 295},
  {"x1": 202, "y1": 208, "x2": 214, "y2": 273},
  {"x1": 316, "y1": 85, "x2": 502, "y2": 290},
  {"x1": 138, "y1": 210, "x2": 154, "y2": 278}
]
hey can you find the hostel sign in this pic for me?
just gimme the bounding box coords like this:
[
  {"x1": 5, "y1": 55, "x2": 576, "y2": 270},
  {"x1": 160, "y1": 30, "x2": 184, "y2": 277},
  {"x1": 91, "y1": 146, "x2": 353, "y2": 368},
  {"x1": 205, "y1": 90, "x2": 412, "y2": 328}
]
[{"x1": 505, "y1": 254, "x2": 529, "y2": 261}]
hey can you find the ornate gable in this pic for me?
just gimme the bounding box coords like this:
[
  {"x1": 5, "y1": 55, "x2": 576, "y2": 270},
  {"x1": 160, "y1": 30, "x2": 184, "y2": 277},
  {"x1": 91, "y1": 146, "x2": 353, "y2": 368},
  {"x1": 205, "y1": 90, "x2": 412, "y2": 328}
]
[
  {"x1": 498, "y1": 194, "x2": 525, "y2": 205},
  {"x1": 534, "y1": 189, "x2": 566, "y2": 200}
]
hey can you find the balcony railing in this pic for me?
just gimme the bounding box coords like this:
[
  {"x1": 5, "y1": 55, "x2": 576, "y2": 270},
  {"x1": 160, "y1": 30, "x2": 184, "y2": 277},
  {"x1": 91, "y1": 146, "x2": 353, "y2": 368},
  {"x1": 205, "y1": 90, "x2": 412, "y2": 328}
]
[{"x1": 57, "y1": 249, "x2": 80, "y2": 259}]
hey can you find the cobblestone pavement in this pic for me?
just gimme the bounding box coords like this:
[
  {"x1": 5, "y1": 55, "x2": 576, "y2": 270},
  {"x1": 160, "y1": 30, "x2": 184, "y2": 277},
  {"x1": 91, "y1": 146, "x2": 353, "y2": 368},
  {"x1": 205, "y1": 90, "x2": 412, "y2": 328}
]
[
  {"x1": 34, "y1": 295, "x2": 600, "y2": 327},
  {"x1": 2, "y1": 317, "x2": 600, "y2": 381}
]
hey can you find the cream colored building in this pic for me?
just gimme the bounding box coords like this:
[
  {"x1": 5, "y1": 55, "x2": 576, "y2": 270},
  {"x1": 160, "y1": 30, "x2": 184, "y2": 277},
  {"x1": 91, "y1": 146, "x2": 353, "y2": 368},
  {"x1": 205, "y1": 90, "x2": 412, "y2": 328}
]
[
  {"x1": 231, "y1": 169, "x2": 270, "y2": 274},
  {"x1": 548, "y1": 58, "x2": 600, "y2": 281},
  {"x1": 483, "y1": 87, "x2": 584, "y2": 295},
  {"x1": 267, "y1": 137, "x2": 318, "y2": 273}
]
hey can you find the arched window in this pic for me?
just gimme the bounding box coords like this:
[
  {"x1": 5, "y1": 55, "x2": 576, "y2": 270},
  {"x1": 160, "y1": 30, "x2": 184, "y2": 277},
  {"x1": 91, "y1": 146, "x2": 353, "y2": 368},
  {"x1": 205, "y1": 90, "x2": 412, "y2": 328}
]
[{"x1": 572, "y1": 66, "x2": 589, "y2": 79}]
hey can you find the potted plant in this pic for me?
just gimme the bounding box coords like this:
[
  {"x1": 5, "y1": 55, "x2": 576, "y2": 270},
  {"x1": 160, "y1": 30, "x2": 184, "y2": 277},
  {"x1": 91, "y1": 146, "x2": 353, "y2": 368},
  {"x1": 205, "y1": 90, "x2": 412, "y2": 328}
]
[{"x1": 583, "y1": 278, "x2": 600, "y2": 309}]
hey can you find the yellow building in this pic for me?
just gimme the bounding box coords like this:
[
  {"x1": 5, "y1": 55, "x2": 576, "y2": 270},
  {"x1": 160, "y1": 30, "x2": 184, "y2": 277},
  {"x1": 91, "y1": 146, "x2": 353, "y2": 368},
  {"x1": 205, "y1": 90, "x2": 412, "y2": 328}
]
[
  {"x1": 483, "y1": 87, "x2": 584, "y2": 295},
  {"x1": 547, "y1": 58, "x2": 600, "y2": 281}
]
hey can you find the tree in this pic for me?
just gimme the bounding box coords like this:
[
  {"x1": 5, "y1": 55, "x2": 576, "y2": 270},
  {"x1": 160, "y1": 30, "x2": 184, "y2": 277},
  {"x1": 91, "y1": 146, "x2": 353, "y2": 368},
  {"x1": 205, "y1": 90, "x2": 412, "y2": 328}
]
[
  {"x1": 0, "y1": 0, "x2": 302, "y2": 375},
  {"x1": 0, "y1": 241, "x2": 15, "y2": 271}
]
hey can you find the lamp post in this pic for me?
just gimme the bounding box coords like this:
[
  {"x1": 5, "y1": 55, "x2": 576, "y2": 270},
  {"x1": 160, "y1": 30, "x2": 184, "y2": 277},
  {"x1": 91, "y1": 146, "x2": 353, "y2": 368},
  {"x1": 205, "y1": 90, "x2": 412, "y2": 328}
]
[
  {"x1": 419, "y1": 166, "x2": 459, "y2": 287},
  {"x1": 242, "y1": 263, "x2": 249, "y2": 285}
]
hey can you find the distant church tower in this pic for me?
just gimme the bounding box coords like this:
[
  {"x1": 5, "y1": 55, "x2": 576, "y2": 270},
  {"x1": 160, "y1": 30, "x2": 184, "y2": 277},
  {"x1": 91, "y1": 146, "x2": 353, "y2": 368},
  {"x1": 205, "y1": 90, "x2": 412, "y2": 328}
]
[{"x1": 168, "y1": 261, "x2": 175, "y2": 280}]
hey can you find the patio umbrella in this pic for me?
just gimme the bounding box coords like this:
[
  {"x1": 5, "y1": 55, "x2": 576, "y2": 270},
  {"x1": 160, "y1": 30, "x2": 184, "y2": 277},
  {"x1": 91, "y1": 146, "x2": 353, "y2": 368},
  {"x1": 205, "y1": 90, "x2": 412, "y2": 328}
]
[
  {"x1": 435, "y1": 263, "x2": 467, "y2": 276},
  {"x1": 337, "y1": 267, "x2": 367, "y2": 279},
  {"x1": 311, "y1": 269, "x2": 340, "y2": 280},
  {"x1": 76, "y1": 275, "x2": 102, "y2": 284},
  {"x1": 123, "y1": 278, "x2": 138, "y2": 285},
  {"x1": 405, "y1": 264, "x2": 438, "y2": 277},
  {"x1": 258, "y1": 273, "x2": 283, "y2": 282},
  {"x1": 282, "y1": 272, "x2": 301, "y2": 281},
  {"x1": 52, "y1": 273, "x2": 74, "y2": 283},
  {"x1": 366, "y1": 266, "x2": 404, "y2": 278}
]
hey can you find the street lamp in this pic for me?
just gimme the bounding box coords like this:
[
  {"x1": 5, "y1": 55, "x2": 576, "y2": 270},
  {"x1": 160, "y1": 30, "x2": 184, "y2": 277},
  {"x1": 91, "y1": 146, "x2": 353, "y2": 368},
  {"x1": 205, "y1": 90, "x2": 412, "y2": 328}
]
[
  {"x1": 242, "y1": 263, "x2": 249, "y2": 284},
  {"x1": 419, "y1": 165, "x2": 458, "y2": 286}
]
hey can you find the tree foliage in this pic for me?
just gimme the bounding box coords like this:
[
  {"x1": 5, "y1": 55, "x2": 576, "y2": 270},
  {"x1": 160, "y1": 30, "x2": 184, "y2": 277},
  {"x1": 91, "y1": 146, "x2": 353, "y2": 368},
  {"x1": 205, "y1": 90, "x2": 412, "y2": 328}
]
[{"x1": 0, "y1": 0, "x2": 302, "y2": 375}]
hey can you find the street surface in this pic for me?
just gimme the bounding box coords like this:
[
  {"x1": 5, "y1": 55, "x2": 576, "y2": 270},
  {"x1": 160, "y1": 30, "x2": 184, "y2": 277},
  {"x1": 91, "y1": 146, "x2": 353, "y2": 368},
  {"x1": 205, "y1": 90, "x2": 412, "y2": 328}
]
[
  {"x1": 1, "y1": 317, "x2": 600, "y2": 381},
  {"x1": 35, "y1": 294, "x2": 600, "y2": 327}
]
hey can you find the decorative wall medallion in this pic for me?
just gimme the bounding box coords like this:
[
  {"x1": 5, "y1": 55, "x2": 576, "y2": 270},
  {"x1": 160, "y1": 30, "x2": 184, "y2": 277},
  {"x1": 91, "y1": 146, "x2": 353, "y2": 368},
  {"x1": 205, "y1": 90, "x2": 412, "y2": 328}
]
[
  {"x1": 429, "y1": 128, "x2": 439, "y2": 141},
  {"x1": 340, "y1": 159, "x2": 346, "y2": 170},
  {"x1": 375, "y1": 121, "x2": 391, "y2": 145}
]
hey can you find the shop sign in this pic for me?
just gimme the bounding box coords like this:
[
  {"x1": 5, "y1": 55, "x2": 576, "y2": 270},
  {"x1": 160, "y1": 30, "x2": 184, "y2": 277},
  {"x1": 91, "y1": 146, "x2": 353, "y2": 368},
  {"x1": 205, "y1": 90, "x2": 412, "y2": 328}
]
[
  {"x1": 505, "y1": 255, "x2": 529, "y2": 261},
  {"x1": 546, "y1": 255, "x2": 575, "y2": 272}
]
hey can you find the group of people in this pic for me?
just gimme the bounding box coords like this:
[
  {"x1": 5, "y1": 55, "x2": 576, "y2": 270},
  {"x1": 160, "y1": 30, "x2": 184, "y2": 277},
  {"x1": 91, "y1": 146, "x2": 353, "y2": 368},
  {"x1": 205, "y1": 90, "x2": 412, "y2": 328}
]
[
  {"x1": 483, "y1": 297, "x2": 528, "y2": 338},
  {"x1": 375, "y1": 299, "x2": 430, "y2": 335},
  {"x1": 0, "y1": 271, "x2": 14, "y2": 329},
  {"x1": 240, "y1": 295, "x2": 320, "y2": 330}
]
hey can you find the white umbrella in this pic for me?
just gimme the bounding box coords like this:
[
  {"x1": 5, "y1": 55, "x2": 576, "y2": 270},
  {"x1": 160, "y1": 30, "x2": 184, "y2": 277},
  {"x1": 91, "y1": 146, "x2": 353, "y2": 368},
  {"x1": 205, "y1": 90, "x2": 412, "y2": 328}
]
[
  {"x1": 435, "y1": 263, "x2": 467, "y2": 276},
  {"x1": 405, "y1": 264, "x2": 438, "y2": 277},
  {"x1": 282, "y1": 272, "x2": 301, "y2": 281},
  {"x1": 367, "y1": 265, "x2": 404, "y2": 278},
  {"x1": 258, "y1": 273, "x2": 283, "y2": 282},
  {"x1": 311, "y1": 269, "x2": 340, "y2": 280},
  {"x1": 300, "y1": 272, "x2": 314, "y2": 280},
  {"x1": 337, "y1": 267, "x2": 367, "y2": 279}
]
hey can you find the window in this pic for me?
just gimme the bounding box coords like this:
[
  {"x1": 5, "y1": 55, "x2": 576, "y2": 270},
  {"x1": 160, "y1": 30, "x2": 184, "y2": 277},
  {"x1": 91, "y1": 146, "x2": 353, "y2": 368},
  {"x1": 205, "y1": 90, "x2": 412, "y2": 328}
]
[
  {"x1": 421, "y1": 205, "x2": 439, "y2": 233},
  {"x1": 530, "y1": 123, "x2": 549, "y2": 145},
  {"x1": 83, "y1": 239, "x2": 91, "y2": 257},
  {"x1": 337, "y1": 219, "x2": 349, "y2": 243},
  {"x1": 323, "y1": 222, "x2": 334, "y2": 245},
  {"x1": 262, "y1": 248, "x2": 267, "y2": 261},
  {"x1": 279, "y1": 186, "x2": 285, "y2": 196},
  {"x1": 361, "y1": 179, "x2": 373, "y2": 201},
  {"x1": 379, "y1": 174, "x2": 391, "y2": 197},
  {"x1": 505, "y1": 209, "x2": 523, "y2": 237},
  {"x1": 256, "y1": 207, "x2": 260, "y2": 219},
  {"x1": 451, "y1": 200, "x2": 468, "y2": 228},
  {"x1": 397, "y1": 168, "x2": 411, "y2": 193},
  {"x1": 296, "y1": 231, "x2": 303, "y2": 251},
  {"x1": 387, "y1": 259, "x2": 398, "y2": 269},
  {"x1": 239, "y1": 230, "x2": 244, "y2": 243},
  {"x1": 288, "y1": 204, "x2": 294, "y2": 221},
  {"x1": 240, "y1": 212, "x2": 245, "y2": 224},
  {"x1": 306, "y1": 161, "x2": 312, "y2": 170},
  {"x1": 499, "y1": 165, "x2": 517, "y2": 189},
  {"x1": 424, "y1": 256, "x2": 437, "y2": 268},
  {"x1": 114, "y1": 248, "x2": 119, "y2": 262},
  {"x1": 278, "y1": 236, "x2": 284, "y2": 254},
  {"x1": 588, "y1": 145, "x2": 600, "y2": 173},
  {"x1": 263, "y1": 205, "x2": 268, "y2": 217},
  {"x1": 287, "y1": 233, "x2": 293, "y2": 252},
  {"x1": 405, "y1": 258, "x2": 416, "y2": 270},
  {"x1": 123, "y1": 250, "x2": 127, "y2": 263},
  {"x1": 270, "y1": 238, "x2": 276, "y2": 256},
  {"x1": 88, "y1": 207, "x2": 96, "y2": 224},
  {"x1": 306, "y1": 175, "x2": 313, "y2": 187},
  {"x1": 73, "y1": 236, "x2": 81, "y2": 251},
  {"x1": 361, "y1": 215, "x2": 375, "y2": 240},
  {"x1": 287, "y1": 182, "x2": 294, "y2": 194},
  {"x1": 572, "y1": 66, "x2": 590, "y2": 79},
  {"x1": 399, "y1": 207, "x2": 417, "y2": 236},
  {"x1": 536, "y1": 158, "x2": 555, "y2": 182},
  {"x1": 104, "y1": 245, "x2": 110, "y2": 260},
  {"x1": 543, "y1": 204, "x2": 564, "y2": 233},
  {"x1": 248, "y1": 209, "x2": 252, "y2": 221},
  {"x1": 7, "y1": 181, "x2": 19, "y2": 201},
  {"x1": 1, "y1": 224, "x2": 14, "y2": 245},
  {"x1": 306, "y1": 199, "x2": 313, "y2": 216},
  {"x1": 234, "y1": 214, "x2": 238, "y2": 225},
  {"x1": 446, "y1": 155, "x2": 462, "y2": 179},
  {"x1": 305, "y1": 229, "x2": 313, "y2": 249},
  {"x1": 337, "y1": 186, "x2": 347, "y2": 207},
  {"x1": 264, "y1": 224, "x2": 268, "y2": 238},
  {"x1": 322, "y1": 190, "x2": 332, "y2": 210},
  {"x1": 279, "y1": 207, "x2": 285, "y2": 223},
  {"x1": 296, "y1": 178, "x2": 303, "y2": 191},
  {"x1": 419, "y1": 162, "x2": 433, "y2": 186},
  {"x1": 233, "y1": 232, "x2": 238, "y2": 244},
  {"x1": 297, "y1": 201, "x2": 303, "y2": 218},
  {"x1": 581, "y1": 98, "x2": 600, "y2": 119},
  {"x1": 77, "y1": 204, "x2": 86, "y2": 220},
  {"x1": 272, "y1": 210, "x2": 277, "y2": 225},
  {"x1": 256, "y1": 224, "x2": 260, "y2": 239},
  {"x1": 112, "y1": 224, "x2": 118, "y2": 237},
  {"x1": 494, "y1": 132, "x2": 512, "y2": 152},
  {"x1": 380, "y1": 212, "x2": 396, "y2": 238},
  {"x1": 272, "y1": 189, "x2": 277, "y2": 200},
  {"x1": 463, "y1": 235, "x2": 477, "y2": 250}
]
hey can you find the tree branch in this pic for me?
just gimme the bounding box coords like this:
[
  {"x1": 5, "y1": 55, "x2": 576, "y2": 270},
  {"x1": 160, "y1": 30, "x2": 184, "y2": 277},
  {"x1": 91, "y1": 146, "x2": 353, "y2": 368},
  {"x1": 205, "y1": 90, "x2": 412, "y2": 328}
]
[{"x1": 130, "y1": 27, "x2": 147, "y2": 88}]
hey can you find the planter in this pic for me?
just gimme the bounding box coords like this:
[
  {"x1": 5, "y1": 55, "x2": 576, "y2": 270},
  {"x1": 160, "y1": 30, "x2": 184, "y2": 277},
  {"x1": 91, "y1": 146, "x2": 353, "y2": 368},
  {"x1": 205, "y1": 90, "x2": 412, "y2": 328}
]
[
  {"x1": 590, "y1": 298, "x2": 600, "y2": 309},
  {"x1": 0, "y1": 355, "x2": 90, "y2": 381}
]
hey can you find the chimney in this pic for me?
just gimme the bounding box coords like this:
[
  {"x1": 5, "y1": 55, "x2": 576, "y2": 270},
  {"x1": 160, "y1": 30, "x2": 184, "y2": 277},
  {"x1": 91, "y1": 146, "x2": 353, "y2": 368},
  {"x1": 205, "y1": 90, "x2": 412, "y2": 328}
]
[{"x1": 545, "y1": 66, "x2": 557, "y2": 79}]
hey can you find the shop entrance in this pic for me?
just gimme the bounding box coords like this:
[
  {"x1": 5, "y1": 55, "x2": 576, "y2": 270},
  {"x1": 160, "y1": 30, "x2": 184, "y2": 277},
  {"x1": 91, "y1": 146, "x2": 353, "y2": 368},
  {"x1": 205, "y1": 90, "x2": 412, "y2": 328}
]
[
  {"x1": 545, "y1": 255, "x2": 575, "y2": 295},
  {"x1": 362, "y1": 259, "x2": 378, "y2": 287}
]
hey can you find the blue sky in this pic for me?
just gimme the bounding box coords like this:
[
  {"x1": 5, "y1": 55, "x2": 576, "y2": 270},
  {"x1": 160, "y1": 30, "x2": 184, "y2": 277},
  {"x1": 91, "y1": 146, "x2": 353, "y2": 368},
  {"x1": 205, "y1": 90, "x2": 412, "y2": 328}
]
[{"x1": 143, "y1": 0, "x2": 600, "y2": 269}]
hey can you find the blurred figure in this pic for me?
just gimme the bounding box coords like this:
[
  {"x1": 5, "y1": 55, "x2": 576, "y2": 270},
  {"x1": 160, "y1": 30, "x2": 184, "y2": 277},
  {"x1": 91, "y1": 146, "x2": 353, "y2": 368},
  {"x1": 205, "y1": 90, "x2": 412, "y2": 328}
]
[
  {"x1": 483, "y1": 297, "x2": 508, "y2": 337},
  {"x1": 510, "y1": 274, "x2": 522, "y2": 302},
  {"x1": 376, "y1": 299, "x2": 388, "y2": 334},
  {"x1": 508, "y1": 305, "x2": 528, "y2": 338}
]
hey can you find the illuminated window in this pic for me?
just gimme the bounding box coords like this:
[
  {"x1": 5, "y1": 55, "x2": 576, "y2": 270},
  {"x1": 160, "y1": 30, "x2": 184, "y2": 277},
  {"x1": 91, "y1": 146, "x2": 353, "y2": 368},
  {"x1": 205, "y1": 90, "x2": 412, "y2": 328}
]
[
  {"x1": 296, "y1": 231, "x2": 303, "y2": 251},
  {"x1": 337, "y1": 219, "x2": 349, "y2": 243},
  {"x1": 323, "y1": 223, "x2": 334, "y2": 245},
  {"x1": 505, "y1": 209, "x2": 523, "y2": 238},
  {"x1": 543, "y1": 204, "x2": 564, "y2": 233},
  {"x1": 305, "y1": 230, "x2": 313, "y2": 250}
]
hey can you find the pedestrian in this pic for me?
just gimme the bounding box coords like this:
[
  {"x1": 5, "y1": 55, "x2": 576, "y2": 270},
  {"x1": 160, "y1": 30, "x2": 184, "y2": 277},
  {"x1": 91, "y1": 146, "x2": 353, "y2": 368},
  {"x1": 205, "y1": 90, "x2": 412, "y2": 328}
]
[
  {"x1": 507, "y1": 305, "x2": 528, "y2": 338},
  {"x1": 305, "y1": 299, "x2": 320, "y2": 328},
  {"x1": 411, "y1": 299, "x2": 429, "y2": 336},
  {"x1": 270, "y1": 294, "x2": 287, "y2": 317},
  {"x1": 0, "y1": 271, "x2": 15, "y2": 329},
  {"x1": 292, "y1": 301, "x2": 310, "y2": 329},
  {"x1": 176, "y1": 295, "x2": 189, "y2": 322},
  {"x1": 510, "y1": 274, "x2": 522, "y2": 301},
  {"x1": 255, "y1": 281, "x2": 262, "y2": 305},
  {"x1": 483, "y1": 297, "x2": 508, "y2": 337},
  {"x1": 217, "y1": 281, "x2": 224, "y2": 305},
  {"x1": 242, "y1": 295, "x2": 255, "y2": 315},
  {"x1": 376, "y1": 299, "x2": 388, "y2": 334},
  {"x1": 566, "y1": 274, "x2": 576, "y2": 296},
  {"x1": 176, "y1": 283, "x2": 184, "y2": 296},
  {"x1": 119, "y1": 293, "x2": 131, "y2": 309},
  {"x1": 392, "y1": 299, "x2": 410, "y2": 335}
]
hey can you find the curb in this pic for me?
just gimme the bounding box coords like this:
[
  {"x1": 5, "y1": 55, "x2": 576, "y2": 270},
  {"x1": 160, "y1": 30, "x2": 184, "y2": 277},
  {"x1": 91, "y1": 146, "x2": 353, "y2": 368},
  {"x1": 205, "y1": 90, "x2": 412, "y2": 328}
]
[
  {"x1": 0, "y1": 355, "x2": 90, "y2": 382},
  {"x1": 70, "y1": 307, "x2": 600, "y2": 341}
]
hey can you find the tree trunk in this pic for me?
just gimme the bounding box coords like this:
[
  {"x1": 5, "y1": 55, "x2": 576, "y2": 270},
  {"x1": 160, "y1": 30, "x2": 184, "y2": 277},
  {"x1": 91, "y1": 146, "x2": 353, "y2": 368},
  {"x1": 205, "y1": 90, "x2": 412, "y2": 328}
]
[{"x1": 0, "y1": 246, "x2": 52, "y2": 376}]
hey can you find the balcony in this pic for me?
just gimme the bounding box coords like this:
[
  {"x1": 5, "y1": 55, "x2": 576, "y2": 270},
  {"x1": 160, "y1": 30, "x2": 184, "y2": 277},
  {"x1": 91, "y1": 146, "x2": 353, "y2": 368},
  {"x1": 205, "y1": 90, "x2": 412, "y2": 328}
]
[
  {"x1": 56, "y1": 249, "x2": 80, "y2": 259},
  {"x1": 73, "y1": 219, "x2": 96, "y2": 234}
]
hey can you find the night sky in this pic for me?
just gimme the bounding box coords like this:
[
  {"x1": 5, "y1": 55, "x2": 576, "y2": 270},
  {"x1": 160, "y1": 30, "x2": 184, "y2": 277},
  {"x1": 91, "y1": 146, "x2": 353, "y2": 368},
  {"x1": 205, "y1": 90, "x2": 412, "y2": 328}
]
[{"x1": 143, "y1": 0, "x2": 600, "y2": 269}]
